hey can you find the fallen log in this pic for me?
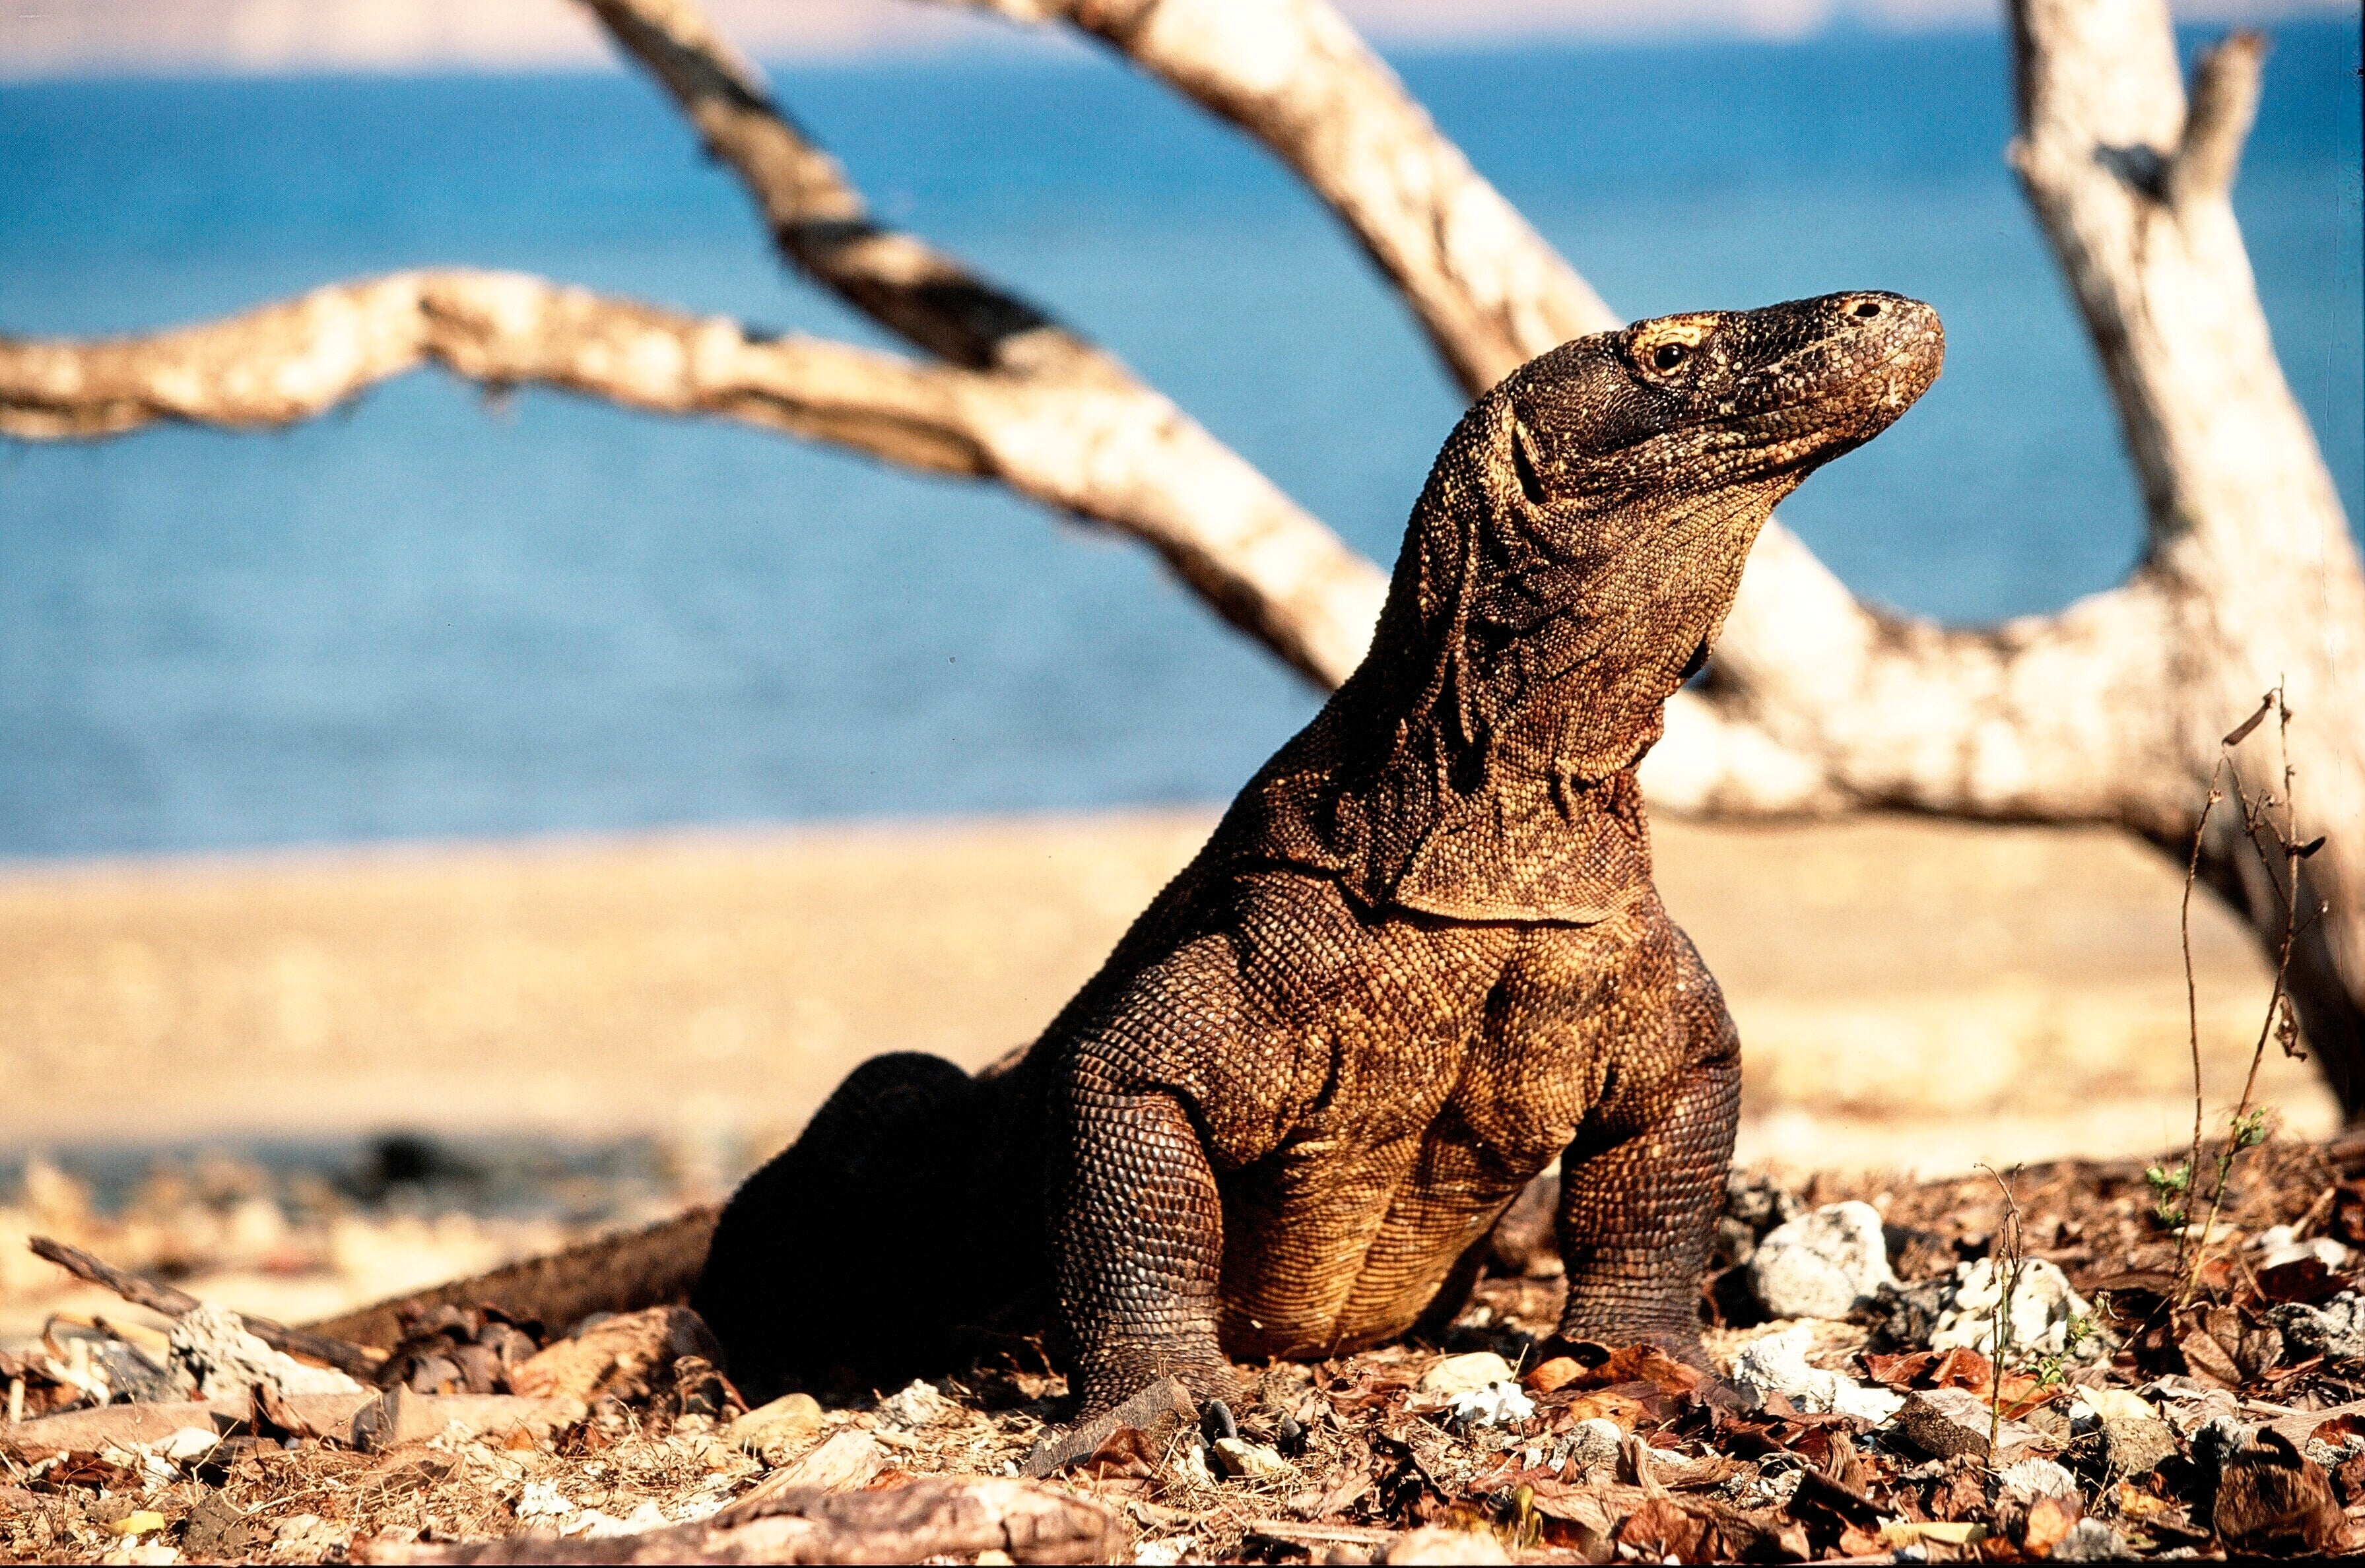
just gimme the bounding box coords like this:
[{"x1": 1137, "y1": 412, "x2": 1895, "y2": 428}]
[
  {"x1": 28, "y1": 1236, "x2": 383, "y2": 1381},
  {"x1": 357, "y1": 1476, "x2": 1127, "y2": 1564},
  {"x1": 305, "y1": 1206, "x2": 721, "y2": 1349},
  {"x1": 0, "y1": 1390, "x2": 575, "y2": 1457}
]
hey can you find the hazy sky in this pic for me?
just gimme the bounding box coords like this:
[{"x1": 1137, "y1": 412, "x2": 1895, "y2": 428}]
[{"x1": 1, "y1": 0, "x2": 2349, "y2": 77}]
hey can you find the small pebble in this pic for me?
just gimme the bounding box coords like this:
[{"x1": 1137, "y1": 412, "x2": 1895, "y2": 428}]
[
  {"x1": 727, "y1": 1391, "x2": 824, "y2": 1458},
  {"x1": 1416, "y1": 1352, "x2": 1514, "y2": 1398},
  {"x1": 1211, "y1": 1435, "x2": 1294, "y2": 1482}
]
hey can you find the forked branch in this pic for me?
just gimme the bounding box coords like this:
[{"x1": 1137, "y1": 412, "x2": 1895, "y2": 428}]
[
  {"x1": 0, "y1": 270, "x2": 1383, "y2": 684},
  {"x1": 578, "y1": 0, "x2": 1086, "y2": 376},
  {"x1": 947, "y1": 0, "x2": 1615, "y2": 394}
]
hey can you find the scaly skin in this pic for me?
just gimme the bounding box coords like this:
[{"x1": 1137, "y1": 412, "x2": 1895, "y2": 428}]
[{"x1": 693, "y1": 292, "x2": 1945, "y2": 1417}]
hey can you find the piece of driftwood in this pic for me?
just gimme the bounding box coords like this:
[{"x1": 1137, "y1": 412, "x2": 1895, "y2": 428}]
[
  {"x1": 726, "y1": 1430, "x2": 885, "y2": 1511},
  {"x1": 349, "y1": 1387, "x2": 583, "y2": 1453},
  {"x1": 1246, "y1": 1519, "x2": 1398, "y2": 1553},
  {"x1": 306, "y1": 1207, "x2": 721, "y2": 1350},
  {"x1": 28, "y1": 1236, "x2": 383, "y2": 1380},
  {"x1": 358, "y1": 1476, "x2": 1127, "y2": 1564},
  {"x1": 0, "y1": 1390, "x2": 579, "y2": 1458}
]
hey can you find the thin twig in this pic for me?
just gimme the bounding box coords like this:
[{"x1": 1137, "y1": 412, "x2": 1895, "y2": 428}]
[
  {"x1": 1976, "y1": 1162, "x2": 2025, "y2": 1464},
  {"x1": 27, "y1": 1235, "x2": 383, "y2": 1379},
  {"x1": 2174, "y1": 757, "x2": 2228, "y2": 1279},
  {"x1": 2180, "y1": 684, "x2": 2306, "y2": 1307}
]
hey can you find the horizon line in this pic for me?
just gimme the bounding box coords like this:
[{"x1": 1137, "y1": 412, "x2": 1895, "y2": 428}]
[{"x1": 1, "y1": 0, "x2": 2350, "y2": 83}]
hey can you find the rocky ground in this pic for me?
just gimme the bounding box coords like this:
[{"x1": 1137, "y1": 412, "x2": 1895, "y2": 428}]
[{"x1": 7, "y1": 1129, "x2": 2365, "y2": 1563}]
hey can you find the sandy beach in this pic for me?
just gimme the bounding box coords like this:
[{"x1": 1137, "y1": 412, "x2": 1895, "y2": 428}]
[{"x1": 0, "y1": 808, "x2": 2332, "y2": 1178}]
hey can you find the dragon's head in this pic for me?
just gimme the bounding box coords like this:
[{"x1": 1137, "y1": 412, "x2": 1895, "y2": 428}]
[{"x1": 1383, "y1": 292, "x2": 1944, "y2": 778}]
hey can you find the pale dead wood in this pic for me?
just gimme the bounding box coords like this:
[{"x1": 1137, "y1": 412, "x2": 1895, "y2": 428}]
[
  {"x1": 0, "y1": 1390, "x2": 574, "y2": 1456},
  {"x1": 359, "y1": 1476, "x2": 1127, "y2": 1564},
  {"x1": 0, "y1": 267, "x2": 1384, "y2": 686},
  {"x1": 2004, "y1": 1, "x2": 2365, "y2": 1103},
  {"x1": 572, "y1": 0, "x2": 1385, "y2": 681},
  {"x1": 306, "y1": 1206, "x2": 721, "y2": 1350},
  {"x1": 580, "y1": 0, "x2": 1081, "y2": 376},
  {"x1": 948, "y1": 0, "x2": 1616, "y2": 393},
  {"x1": 28, "y1": 1235, "x2": 383, "y2": 1379}
]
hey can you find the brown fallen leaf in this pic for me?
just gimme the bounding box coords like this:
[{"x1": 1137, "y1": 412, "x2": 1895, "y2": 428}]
[
  {"x1": 1554, "y1": 1389, "x2": 1649, "y2": 1431},
  {"x1": 508, "y1": 1306, "x2": 721, "y2": 1405},
  {"x1": 2214, "y1": 1429, "x2": 2345, "y2": 1554},
  {"x1": 727, "y1": 1429, "x2": 885, "y2": 1511},
  {"x1": 1522, "y1": 1357, "x2": 1582, "y2": 1394},
  {"x1": 2018, "y1": 1493, "x2": 2082, "y2": 1556},
  {"x1": 1615, "y1": 1497, "x2": 1710, "y2": 1560},
  {"x1": 1561, "y1": 1344, "x2": 1703, "y2": 1398}
]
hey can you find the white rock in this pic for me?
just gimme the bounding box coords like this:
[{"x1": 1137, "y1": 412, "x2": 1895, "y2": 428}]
[
  {"x1": 1416, "y1": 1352, "x2": 1514, "y2": 1398},
  {"x1": 2263, "y1": 1235, "x2": 2352, "y2": 1272},
  {"x1": 876, "y1": 1379, "x2": 956, "y2": 1431},
  {"x1": 1445, "y1": 1382, "x2": 1535, "y2": 1431},
  {"x1": 1211, "y1": 1436, "x2": 1295, "y2": 1482},
  {"x1": 1999, "y1": 1456, "x2": 2079, "y2": 1500},
  {"x1": 516, "y1": 1481, "x2": 573, "y2": 1520},
  {"x1": 1929, "y1": 1258, "x2": 2090, "y2": 1359},
  {"x1": 1730, "y1": 1324, "x2": 1904, "y2": 1423},
  {"x1": 2272, "y1": 1292, "x2": 2365, "y2": 1363},
  {"x1": 2050, "y1": 1519, "x2": 2127, "y2": 1561},
  {"x1": 156, "y1": 1427, "x2": 221, "y2": 1462},
  {"x1": 168, "y1": 1302, "x2": 362, "y2": 1401},
  {"x1": 1562, "y1": 1418, "x2": 1624, "y2": 1476},
  {"x1": 2070, "y1": 1387, "x2": 2156, "y2": 1427},
  {"x1": 1171, "y1": 1443, "x2": 1216, "y2": 1488},
  {"x1": 1747, "y1": 1202, "x2": 1895, "y2": 1320}
]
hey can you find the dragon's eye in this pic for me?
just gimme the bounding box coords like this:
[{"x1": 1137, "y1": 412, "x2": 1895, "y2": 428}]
[{"x1": 1651, "y1": 343, "x2": 1688, "y2": 372}]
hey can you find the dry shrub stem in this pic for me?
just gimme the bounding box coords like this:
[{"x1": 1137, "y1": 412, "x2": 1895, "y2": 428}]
[
  {"x1": 2175, "y1": 756, "x2": 2229, "y2": 1281},
  {"x1": 2176, "y1": 684, "x2": 2327, "y2": 1306},
  {"x1": 1977, "y1": 1161, "x2": 2027, "y2": 1463}
]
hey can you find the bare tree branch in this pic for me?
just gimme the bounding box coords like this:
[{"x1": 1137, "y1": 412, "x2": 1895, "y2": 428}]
[
  {"x1": 2168, "y1": 28, "x2": 2265, "y2": 209},
  {"x1": 2005, "y1": 0, "x2": 2365, "y2": 1101},
  {"x1": 578, "y1": 0, "x2": 1086, "y2": 376},
  {"x1": 568, "y1": 0, "x2": 1386, "y2": 678},
  {"x1": 0, "y1": 270, "x2": 1385, "y2": 684},
  {"x1": 921, "y1": 0, "x2": 2142, "y2": 816},
  {"x1": 949, "y1": 0, "x2": 1615, "y2": 393}
]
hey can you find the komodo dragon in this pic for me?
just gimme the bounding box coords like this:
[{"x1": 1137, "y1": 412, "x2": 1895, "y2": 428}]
[
  {"x1": 308, "y1": 292, "x2": 1943, "y2": 1416},
  {"x1": 687, "y1": 291, "x2": 1944, "y2": 1418}
]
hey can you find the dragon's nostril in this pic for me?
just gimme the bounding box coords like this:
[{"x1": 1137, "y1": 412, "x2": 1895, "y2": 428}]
[{"x1": 1852, "y1": 300, "x2": 1882, "y2": 319}]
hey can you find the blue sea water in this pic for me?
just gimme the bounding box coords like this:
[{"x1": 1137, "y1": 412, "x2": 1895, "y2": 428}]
[{"x1": 1, "y1": 23, "x2": 2358, "y2": 859}]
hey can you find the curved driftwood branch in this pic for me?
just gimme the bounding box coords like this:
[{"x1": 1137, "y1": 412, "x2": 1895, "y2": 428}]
[
  {"x1": 0, "y1": 270, "x2": 1384, "y2": 684},
  {"x1": 0, "y1": 273, "x2": 991, "y2": 469},
  {"x1": 360, "y1": 1477, "x2": 1128, "y2": 1564},
  {"x1": 575, "y1": 0, "x2": 1387, "y2": 677},
  {"x1": 578, "y1": 0, "x2": 1088, "y2": 377},
  {"x1": 2003, "y1": 2, "x2": 2365, "y2": 1104},
  {"x1": 950, "y1": 0, "x2": 1615, "y2": 393}
]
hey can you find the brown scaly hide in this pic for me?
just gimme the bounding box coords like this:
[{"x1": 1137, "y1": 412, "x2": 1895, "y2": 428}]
[{"x1": 692, "y1": 294, "x2": 1945, "y2": 1419}]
